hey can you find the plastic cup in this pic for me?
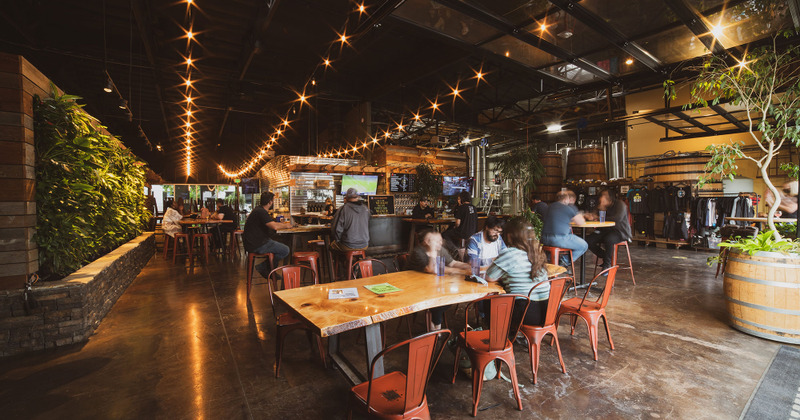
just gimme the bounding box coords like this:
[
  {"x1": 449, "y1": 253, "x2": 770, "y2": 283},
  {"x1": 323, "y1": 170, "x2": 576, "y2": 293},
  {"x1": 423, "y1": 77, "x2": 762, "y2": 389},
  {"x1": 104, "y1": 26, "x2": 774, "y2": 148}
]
[{"x1": 598, "y1": 211, "x2": 607, "y2": 223}]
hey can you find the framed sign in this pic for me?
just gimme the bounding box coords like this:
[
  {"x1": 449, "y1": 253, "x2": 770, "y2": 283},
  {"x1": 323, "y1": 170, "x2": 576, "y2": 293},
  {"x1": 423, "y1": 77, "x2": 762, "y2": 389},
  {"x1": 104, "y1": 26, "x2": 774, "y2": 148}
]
[{"x1": 368, "y1": 195, "x2": 394, "y2": 215}]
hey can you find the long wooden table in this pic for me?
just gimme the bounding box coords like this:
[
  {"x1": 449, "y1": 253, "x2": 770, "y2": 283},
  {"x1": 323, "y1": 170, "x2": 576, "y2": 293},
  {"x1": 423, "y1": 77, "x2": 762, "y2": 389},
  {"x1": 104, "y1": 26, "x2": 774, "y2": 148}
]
[
  {"x1": 276, "y1": 225, "x2": 335, "y2": 283},
  {"x1": 570, "y1": 221, "x2": 615, "y2": 285},
  {"x1": 273, "y1": 264, "x2": 566, "y2": 384}
]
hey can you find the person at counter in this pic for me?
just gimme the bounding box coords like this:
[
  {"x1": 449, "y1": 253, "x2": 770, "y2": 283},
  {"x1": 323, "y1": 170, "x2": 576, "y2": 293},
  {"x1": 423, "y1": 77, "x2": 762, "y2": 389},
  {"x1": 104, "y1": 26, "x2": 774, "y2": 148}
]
[
  {"x1": 331, "y1": 188, "x2": 371, "y2": 278},
  {"x1": 407, "y1": 229, "x2": 471, "y2": 331},
  {"x1": 411, "y1": 197, "x2": 435, "y2": 219},
  {"x1": 585, "y1": 189, "x2": 632, "y2": 273},
  {"x1": 541, "y1": 190, "x2": 587, "y2": 271},
  {"x1": 243, "y1": 192, "x2": 293, "y2": 278},
  {"x1": 211, "y1": 198, "x2": 237, "y2": 249},
  {"x1": 323, "y1": 198, "x2": 336, "y2": 216},
  {"x1": 442, "y1": 191, "x2": 478, "y2": 256},
  {"x1": 466, "y1": 216, "x2": 506, "y2": 263}
]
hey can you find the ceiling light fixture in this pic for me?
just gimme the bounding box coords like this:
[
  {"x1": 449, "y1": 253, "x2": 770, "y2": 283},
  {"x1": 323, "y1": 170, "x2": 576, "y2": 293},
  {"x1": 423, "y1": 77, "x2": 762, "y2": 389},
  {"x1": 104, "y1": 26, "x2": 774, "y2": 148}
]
[
  {"x1": 710, "y1": 24, "x2": 723, "y2": 39},
  {"x1": 625, "y1": 58, "x2": 634, "y2": 65},
  {"x1": 103, "y1": 77, "x2": 113, "y2": 93},
  {"x1": 118, "y1": 98, "x2": 127, "y2": 109},
  {"x1": 547, "y1": 123, "x2": 562, "y2": 132}
]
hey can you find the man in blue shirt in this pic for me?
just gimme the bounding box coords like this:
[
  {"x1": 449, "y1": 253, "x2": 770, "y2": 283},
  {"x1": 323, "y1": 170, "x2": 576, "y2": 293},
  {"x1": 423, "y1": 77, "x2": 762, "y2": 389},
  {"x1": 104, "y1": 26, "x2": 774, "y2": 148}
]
[
  {"x1": 466, "y1": 216, "x2": 506, "y2": 263},
  {"x1": 540, "y1": 190, "x2": 588, "y2": 269}
]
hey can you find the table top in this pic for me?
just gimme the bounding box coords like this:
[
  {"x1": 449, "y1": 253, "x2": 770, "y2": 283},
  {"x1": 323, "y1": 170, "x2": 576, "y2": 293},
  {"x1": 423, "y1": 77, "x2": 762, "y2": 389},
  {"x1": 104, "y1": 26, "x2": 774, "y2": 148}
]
[
  {"x1": 570, "y1": 221, "x2": 616, "y2": 228},
  {"x1": 273, "y1": 264, "x2": 566, "y2": 337},
  {"x1": 178, "y1": 219, "x2": 233, "y2": 225},
  {"x1": 727, "y1": 217, "x2": 797, "y2": 223},
  {"x1": 402, "y1": 218, "x2": 456, "y2": 224},
  {"x1": 276, "y1": 224, "x2": 330, "y2": 234}
]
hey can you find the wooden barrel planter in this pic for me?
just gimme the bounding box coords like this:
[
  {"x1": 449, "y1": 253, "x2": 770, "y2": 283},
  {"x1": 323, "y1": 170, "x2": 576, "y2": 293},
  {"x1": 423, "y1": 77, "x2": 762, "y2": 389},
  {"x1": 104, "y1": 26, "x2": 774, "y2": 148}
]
[
  {"x1": 536, "y1": 152, "x2": 563, "y2": 202},
  {"x1": 723, "y1": 250, "x2": 800, "y2": 344},
  {"x1": 566, "y1": 147, "x2": 606, "y2": 181}
]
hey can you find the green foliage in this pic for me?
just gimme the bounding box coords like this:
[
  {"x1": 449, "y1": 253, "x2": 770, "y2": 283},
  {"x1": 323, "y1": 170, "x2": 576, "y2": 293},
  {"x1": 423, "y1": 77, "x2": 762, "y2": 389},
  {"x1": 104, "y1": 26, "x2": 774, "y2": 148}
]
[
  {"x1": 718, "y1": 230, "x2": 800, "y2": 255},
  {"x1": 776, "y1": 222, "x2": 797, "y2": 239},
  {"x1": 780, "y1": 162, "x2": 799, "y2": 180},
  {"x1": 494, "y1": 147, "x2": 544, "y2": 196},
  {"x1": 415, "y1": 162, "x2": 442, "y2": 201},
  {"x1": 34, "y1": 86, "x2": 150, "y2": 280},
  {"x1": 521, "y1": 208, "x2": 543, "y2": 240}
]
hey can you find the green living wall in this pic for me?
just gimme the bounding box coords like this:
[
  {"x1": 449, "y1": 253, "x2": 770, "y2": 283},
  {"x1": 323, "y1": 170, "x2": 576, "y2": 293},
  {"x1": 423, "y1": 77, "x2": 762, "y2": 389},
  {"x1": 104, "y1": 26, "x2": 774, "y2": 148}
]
[{"x1": 34, "y1": 87, "x2": 150, "y2": 280}]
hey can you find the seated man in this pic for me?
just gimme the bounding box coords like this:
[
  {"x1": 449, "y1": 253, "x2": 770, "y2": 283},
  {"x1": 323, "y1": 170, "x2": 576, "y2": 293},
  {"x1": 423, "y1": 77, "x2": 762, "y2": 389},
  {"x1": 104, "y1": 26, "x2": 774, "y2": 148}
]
[
  {"x1": 540, "y1": 190, "x2": 588, "y2": 270},
  {"x1": 242, "y1": 192, "x2": 293, "y2": 278},
  {"x1": 330, "y1": 188, "x2": 371, "y2": 279},
  {"x1": 586, "y1": 189, "x2": 632, "y2": 272},
  {"x1": 442, "y1": 191, "x2": 478, "y2": 256},
  {"x1": 531, "y1": 194, "x2": 548, "y2": 218},
  {"x1": 211, "y1": 198, "x2": 237, "y2": 250},
  {"x1": 407, "y1": 229, "x2": 471, "y2": 331},
  {"x1": 411, "y1": 197, "x2": 435, "y2": 219},
  {"x1": 466, "y1": 215, "x2": 506, "y2": 264}
]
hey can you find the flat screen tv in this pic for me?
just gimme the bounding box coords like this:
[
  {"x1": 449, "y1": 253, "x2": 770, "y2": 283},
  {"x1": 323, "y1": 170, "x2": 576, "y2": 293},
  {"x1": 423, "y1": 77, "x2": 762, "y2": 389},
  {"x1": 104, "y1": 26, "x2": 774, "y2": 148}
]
[
  {"x1": 341, "y1": 175, "x2": 378, "y2": 195},
  {"x1": 389, "y1": 173, "x2": 416, "y2": 193},
  {"x1": 241, "y1": 178, "x2": 259, "y2": 194},
  {"x1": 442, "y1": 176, "x2": 472, "y2": 196}
]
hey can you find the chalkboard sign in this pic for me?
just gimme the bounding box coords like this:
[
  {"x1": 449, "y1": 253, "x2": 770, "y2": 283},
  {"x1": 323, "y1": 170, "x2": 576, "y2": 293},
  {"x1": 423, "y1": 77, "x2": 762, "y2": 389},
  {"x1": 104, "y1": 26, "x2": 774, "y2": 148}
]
[
  {"x1": 390, "y1": 173, "x2": 416, "y2": 192},
  {"x1": 368, "y1": 195, "x2": 394, "y2": 215}
]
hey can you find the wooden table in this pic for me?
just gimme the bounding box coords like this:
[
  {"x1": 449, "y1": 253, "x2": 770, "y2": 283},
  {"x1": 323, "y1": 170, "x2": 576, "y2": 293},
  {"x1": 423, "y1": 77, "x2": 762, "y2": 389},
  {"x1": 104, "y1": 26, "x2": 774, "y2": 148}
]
[
  {"x1": 276, "y1": 225, "x2": 334, "y2": 283},
  {"x1": 570, "y1": 221, "x2": 615, "y2": 285},
  {"x1": 178, "y1": 219, "x2": 234, "y2": 253},
  {"x1": 726, "y1": 217, "x2": 797, "y2": 230},
  {"x1": 402, "y1": 218, "x2": 456, "y2": 252},
  {"x1": 273, "y1": 264, "x2": 565, "y2": 384}
]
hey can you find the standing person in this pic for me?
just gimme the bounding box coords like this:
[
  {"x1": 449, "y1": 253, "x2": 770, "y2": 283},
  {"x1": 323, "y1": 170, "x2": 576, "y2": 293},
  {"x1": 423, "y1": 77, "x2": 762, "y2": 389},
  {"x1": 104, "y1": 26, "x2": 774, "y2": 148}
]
[
  {"x1": 243, "y1": 192, "x2": 293, "y2": 278},
  {"x1": 411, "y1": 197, "x2": 435, "y2": 219},
  {"x1": 442, "y1": 191, "x2": 478, "y2": 255},
  {"x1": 466, "y1": 216, "x2": 506, "y2": 263},
  {"x1": 540, "y1": 190, "x2": 588, "y2": 270},
  {"x1": 211, "y1": 198, "x2": 237, "y2": 250},
  {"x1": 331, "y1": 188, "x2": 372, "y2": 278},
  {"x1": 485, "y1": 217, "x2": 551, "y2": 326},
  {"x1": 407, "y1": 229, "x2": 471, "y2": 331},
  {"x1": 586, "y1": 189, "x2": 633, "y2": 272},
  {"x1": 162, "y1": 198, "x2": 184, "y2": 239},
  {"x1": 531, "y1": 194, "x2": 548, "y2": 218}
]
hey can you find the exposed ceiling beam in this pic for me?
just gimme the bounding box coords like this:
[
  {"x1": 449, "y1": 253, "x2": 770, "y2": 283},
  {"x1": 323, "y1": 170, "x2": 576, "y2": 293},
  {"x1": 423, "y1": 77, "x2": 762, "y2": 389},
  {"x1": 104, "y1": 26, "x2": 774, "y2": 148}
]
[
  {"x1": 645, "y1": 116, "x2": 688, "y2": 135},
  {"x1": 433, "y1": 0, "x2": 614, "y2": 82},
  {"x1": 709, "y1": 104, "x2": 748, "y2": 131},
  {"x1": 663, "y1": 0, "x2": 727, "y2": 55},
  {"x1": 673, "y1": 110, "x2": 715, "y2": 133},
  {"x1": 548, "y1": 0, "x2": 662, "y2": 71},
  {"x1": 661, "y1": 127, "x2": 745, "y2": 141},
  {"x1": 131, "y1": 0, "x2": 171, "y2": 143}
]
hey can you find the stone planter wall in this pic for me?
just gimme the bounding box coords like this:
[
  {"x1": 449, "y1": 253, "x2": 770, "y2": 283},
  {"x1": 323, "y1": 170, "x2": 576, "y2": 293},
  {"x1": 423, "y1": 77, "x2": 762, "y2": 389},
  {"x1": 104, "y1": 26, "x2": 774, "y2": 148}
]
[{"x1": 0, "y1": 233, "x2": 154, "y2": 356}]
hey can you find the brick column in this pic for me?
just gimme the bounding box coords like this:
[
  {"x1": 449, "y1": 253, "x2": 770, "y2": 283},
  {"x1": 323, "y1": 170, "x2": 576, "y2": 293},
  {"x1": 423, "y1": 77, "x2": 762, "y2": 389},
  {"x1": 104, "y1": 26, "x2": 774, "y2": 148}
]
[{"x1": 0, "y1": 53, "x2": 49, "y2": 290}]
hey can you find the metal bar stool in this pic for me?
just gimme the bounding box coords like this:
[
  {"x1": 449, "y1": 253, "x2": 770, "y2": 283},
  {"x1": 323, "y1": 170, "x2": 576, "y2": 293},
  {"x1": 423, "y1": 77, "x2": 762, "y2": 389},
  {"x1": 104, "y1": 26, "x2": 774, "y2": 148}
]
[
  {"x1": 292, "y1": 251, "x2": 320, "y2": 283},
  {"x1": 246, "y1": 252, "x2": 275, "y2": 296},
  {"x1": 192, "y1": 232, "x2": 213, "y2": 263},
  {"x1": 172, "y1": 233, "x2": 192, "y2": 264},
  {"x1": 333, "y1": 249, "x2": 365, "y2": 281},
  {"x1": 593, "y1": 241, "x2": 635, "y2": 284},
  {"x1": 542, "y1": 245, "x2": 577, "y2": 294}
]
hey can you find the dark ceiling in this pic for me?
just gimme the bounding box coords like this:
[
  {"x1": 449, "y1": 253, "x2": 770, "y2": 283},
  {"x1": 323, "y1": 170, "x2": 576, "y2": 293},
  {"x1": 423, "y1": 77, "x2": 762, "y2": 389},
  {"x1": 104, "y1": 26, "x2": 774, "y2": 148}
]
[{"x1": 1, "y1": 0, "x2": 797, "y2": 182}]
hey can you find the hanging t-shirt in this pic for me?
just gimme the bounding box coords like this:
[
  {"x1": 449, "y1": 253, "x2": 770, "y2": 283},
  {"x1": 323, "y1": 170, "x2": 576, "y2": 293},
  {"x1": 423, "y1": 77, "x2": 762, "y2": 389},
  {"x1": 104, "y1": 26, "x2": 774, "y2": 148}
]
[{"x1": 628, "y1": 188, "x2": 650, "y2": 214}]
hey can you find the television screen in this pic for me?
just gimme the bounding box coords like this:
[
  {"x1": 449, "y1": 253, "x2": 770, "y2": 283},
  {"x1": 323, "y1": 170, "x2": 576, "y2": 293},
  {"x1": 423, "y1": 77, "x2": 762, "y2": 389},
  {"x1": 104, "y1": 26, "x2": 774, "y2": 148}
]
[
  {"x1": 341, "y1": 175, "x2": 378, "y2": 195},
  {"x1": 241, "y1": 178, "x2": 259, "y2": 194},
  {"x1": 389, "y1": 173, "x2": 416, "y2": 193},
  {"x1": 442, "y1": 176, "x2": 472, "y2": 196}
]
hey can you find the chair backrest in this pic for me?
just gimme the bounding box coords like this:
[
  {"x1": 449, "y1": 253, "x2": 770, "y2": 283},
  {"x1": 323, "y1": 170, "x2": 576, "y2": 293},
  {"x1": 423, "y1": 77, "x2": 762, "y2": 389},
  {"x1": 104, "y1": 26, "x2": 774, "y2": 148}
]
[
  {"x1": 352, "y1": 259, "x2": 388, "y2": 279},
  {"x1": 579, "y1": 266, "x2": 618, "y2": 309},
  {"x1": 463, "y1": 294, "x2": 527, "y2": 352},
  {"x1": 267, "y1": 264, "x2": 317, "y2": 314},
  {"x1": 393, "y1": 253, "x2": 409, "y2": 272},
  {"x1": 366, "y1": 329, "x2": 451, "y2": 415},
  {"x1": 527, "y1": 276, "x2": 570, "y2": 326}
]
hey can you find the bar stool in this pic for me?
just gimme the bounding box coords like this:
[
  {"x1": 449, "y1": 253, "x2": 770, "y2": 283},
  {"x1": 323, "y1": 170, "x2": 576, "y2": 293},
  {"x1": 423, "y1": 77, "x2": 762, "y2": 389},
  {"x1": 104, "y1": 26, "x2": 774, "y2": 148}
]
[
  {"x1": 543, "y1": 246, "x2": 577, "y2": 295},
  {"x1": 172, "y1": 233, "x2": 192, "y2": 264},
  {"x1": 246, "y1": 252, "x2": 275, "y2": 296},
  {"x1": 226, "y1": 230, "x2": 243, "y2": 258},
  {"x1": 292, "y1": 251, "x2": 320, "y2": 282},
  {"x1": 163, "y1": 234, "x2": 173, "y2": 260},
  {"x1": 333, "y1": 249, "x2": 365, "y2": 281},
  {"x1": 593, "y1": 241, "x2": 636, "y2": 284},
  {"x1": 192, "y1": 233, "x2": 213, "y2": 263}
]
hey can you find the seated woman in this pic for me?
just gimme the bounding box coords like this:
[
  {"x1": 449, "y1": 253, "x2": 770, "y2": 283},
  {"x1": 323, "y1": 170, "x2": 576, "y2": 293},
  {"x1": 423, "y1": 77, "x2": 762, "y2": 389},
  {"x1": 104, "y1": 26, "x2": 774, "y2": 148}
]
[
  {"x1": 407, "y1": 228, "x2": 471, "y2": 331},
  {"x1": 162, "y1": 198, "x2": 184, "y2": 239},
  {"x1": 484, "y1": 217, "x2": 550, "y2": 327}
]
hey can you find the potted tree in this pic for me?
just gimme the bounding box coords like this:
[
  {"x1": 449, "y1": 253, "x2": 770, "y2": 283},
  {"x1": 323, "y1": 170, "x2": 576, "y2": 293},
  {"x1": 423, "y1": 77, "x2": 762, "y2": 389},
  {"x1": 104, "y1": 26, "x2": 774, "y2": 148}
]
[
  {"x1": 495, "y1": 148, "x2": 545, "y2": 234},
  {"x1": 665, "y1": 32, "x2": 800, "y2": 343}
]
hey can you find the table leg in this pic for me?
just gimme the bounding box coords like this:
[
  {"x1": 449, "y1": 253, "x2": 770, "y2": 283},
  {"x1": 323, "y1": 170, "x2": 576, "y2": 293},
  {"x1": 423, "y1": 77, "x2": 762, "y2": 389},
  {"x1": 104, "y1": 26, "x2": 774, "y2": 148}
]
[
  {"x1": 327, "y1": 332, "x2": 367, "y2": 386},
  {"x1": 580, "y1": 227, "x2": 587, "y2": 285},
  {"x1": 364, "y1": 323, "x2": 384, "y2": 378},
  {"x1": 408, "y1": 222, "x2": 417, "y2": 253},
  {"x1": 323, "y1": 233, "x2": 335, "y2": 284}
]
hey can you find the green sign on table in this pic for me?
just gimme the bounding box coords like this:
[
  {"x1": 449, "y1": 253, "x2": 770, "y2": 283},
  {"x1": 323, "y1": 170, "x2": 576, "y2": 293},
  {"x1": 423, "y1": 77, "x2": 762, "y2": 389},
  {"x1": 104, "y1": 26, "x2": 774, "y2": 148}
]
[{"x1": 363, "y1": 283, "x2": 402, "y2": 294}]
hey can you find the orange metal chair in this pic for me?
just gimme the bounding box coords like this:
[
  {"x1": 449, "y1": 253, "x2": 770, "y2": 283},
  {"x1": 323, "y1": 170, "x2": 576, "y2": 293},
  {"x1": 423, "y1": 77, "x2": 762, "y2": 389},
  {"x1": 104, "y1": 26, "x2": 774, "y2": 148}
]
[
  {"x1": 393, "y1": 253, "x2": 409, "y2": 272},
  {"x1": 348, "y1": 329, "x2": 451, "y2": 420},
  {"x1": 191, "y1": 232, "x2": 213, "y2": 263},
  {"x1": 518, "y1": 277, "x2": 570, "y2": 384},
  {"x1": 593, "y1": 241, "x2": 635, "y2": 284},
  {"x1": 267, "y1": 264, "x2": 327, "y2": 378},
  {"x1": 451, "y1": 294, "x2": 528, "y2": 416},
  {"x1": 292, "y1": 251, "x2": 320, "y2": 281},
  {"x1": 557, "y1": 266, "x2": 619, "y2": 361},
  {"x1": 332, "y1": 249, "x2": 366, "y2": 280},
  {"x1": 246, "y1": 252, "x2": 274, "y2": 296},
  {"x1": 351, "y1": 258, "x2": 389, "y2": 279}
]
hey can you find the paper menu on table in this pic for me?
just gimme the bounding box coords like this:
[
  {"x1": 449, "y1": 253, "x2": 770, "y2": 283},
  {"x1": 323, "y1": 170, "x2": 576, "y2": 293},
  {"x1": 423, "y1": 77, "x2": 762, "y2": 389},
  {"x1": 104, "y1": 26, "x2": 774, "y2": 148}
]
[
  {"x1": 328, "y1": 288, "x2": 359, "y2": 299},
  {"x1": 363, "y1": 283, "x2": 402, "y2": 294}
]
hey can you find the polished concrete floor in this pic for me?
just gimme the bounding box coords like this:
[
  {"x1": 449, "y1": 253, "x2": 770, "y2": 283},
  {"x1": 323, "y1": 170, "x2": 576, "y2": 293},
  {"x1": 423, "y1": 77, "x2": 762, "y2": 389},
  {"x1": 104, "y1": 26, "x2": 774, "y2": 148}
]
[{"x1": 0, "y1": 245, "x2": 785, "y2": 419}]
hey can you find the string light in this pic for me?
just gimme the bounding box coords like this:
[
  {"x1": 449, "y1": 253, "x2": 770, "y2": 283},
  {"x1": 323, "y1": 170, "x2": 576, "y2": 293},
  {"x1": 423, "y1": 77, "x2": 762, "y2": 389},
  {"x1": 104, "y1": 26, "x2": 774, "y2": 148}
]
[
  {"x1": 186, "y1": 57, "x2": 193, "y2": 66},
  {"x1": 358, "y1": 4, "x2": 366, "y2": 14},
  {"x1": 324, "y1": 58, "x2": 331, "y2": 67}
]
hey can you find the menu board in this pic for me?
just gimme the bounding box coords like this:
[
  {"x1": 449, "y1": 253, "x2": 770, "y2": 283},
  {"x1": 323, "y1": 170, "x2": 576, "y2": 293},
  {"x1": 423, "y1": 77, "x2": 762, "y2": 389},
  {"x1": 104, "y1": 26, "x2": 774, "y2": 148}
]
[
  {"x1": 389, "y1": 173, "x2": 416, "y2": 192},
  {"x1": 368, "y1": 195, "x2": 394, "y2": 215}
]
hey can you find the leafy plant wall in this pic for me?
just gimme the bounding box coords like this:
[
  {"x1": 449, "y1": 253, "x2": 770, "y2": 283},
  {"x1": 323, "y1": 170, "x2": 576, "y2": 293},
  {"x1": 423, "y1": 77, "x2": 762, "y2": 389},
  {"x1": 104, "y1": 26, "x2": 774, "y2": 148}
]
[{"x1": 34, "y1": 87, "x2": 150, "y2": 280}]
